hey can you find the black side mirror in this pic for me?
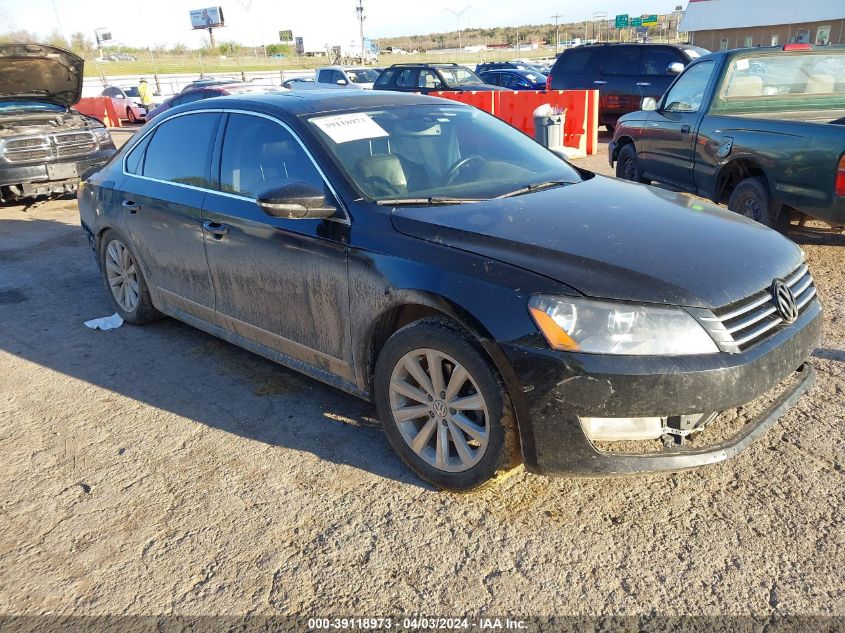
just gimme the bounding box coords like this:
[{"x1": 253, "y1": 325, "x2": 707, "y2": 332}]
[{"x1": 256, "y1": 182, "x2": 336, "y2": 220}]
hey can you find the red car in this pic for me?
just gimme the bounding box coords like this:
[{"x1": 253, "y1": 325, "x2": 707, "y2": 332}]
[{"x1": 145, "y1": 83, "x2": 263, "y2": 121}]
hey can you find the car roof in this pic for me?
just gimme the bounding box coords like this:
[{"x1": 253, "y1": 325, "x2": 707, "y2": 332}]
[
  {"x1": 387, "y1": 63, "x2": 459, "y2": 68},
  {"x1": 173, "y1": 89, "x2": 463, "y2": 117}
]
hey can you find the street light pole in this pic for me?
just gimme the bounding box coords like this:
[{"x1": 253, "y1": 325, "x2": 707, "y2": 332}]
[
  {"x1": 356, "y1": 0, "x2": 366, "y2": 62},
  {"x1": 445, "y1": 5, "x2": 471, "y2": 52},
  {"x1": 551, "y1": 12, "x2": 563, "y2": 52}
]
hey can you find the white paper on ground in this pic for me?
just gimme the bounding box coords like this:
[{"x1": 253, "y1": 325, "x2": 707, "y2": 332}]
[
  {"x1": 84, "y1": 313, "x2": 124, "y2": 330},
  {"x1": 311, "y1": 113, "x2": 389, "y2": 144}
]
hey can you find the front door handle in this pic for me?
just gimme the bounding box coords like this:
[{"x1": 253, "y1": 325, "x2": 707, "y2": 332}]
[
  {"x1": 122, "y1": 200, "x2": 139, "y2": 214},
  {"x1": 202, "y1": 220, "x2": 229, "y2": 238},
  {"x1": 680, "y1": 124, "x2": 691, "y2": 134},
  {"x1": 593, "y1": 80, "x2": 607, "y2": 85},
  {"x1": 636, "y1": 82, "x2": 651, "y2": 86}
]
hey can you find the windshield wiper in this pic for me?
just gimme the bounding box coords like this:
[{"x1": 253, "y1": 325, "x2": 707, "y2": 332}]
[
  {"x1": 495, "y1": 180, "x2": 574, "y2": 199},
  {"x1": 376, "y1": 196, "x2": 483, "y2": 206}
]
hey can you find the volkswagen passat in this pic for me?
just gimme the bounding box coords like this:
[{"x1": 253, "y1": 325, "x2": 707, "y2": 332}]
[{"x1": 78, "y1": 91, "x2": 821, "y2": 490}]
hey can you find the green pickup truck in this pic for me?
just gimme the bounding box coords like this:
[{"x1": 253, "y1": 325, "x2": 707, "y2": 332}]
[{"x1": 609, "y1": 45, "x2": 845, "y2": 230}]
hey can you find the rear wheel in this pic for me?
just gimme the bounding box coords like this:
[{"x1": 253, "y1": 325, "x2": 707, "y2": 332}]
[
  {"x1": 728, "y1": 176, "x2": 785, "y2": 230},
  {"x1": 616, "y1": 143, "x2": 648, "y2": 184},
  {"x1": 374, "y1": 318, "x2": 519, "y2": 491},
  {"x1": 98, "y1": 229, "x2": 161, "y2": 324}
]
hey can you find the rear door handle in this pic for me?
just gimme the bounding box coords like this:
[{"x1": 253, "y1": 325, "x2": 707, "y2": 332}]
[
  {"x1": 593, "y1": 80, "x2": 607, "y2": 85},
  {"x1": 680, "y1": 124, "x2": 691, "y2": 134},
  {"x1": 636, "y1": 82, "x2": 651, "y2": 86},
  {"x1": 202, "y1": 220, "x2": 229, "y2": 238},
  {"x1": 122, "y1": 200, "x2": 139, "y2": 214}
]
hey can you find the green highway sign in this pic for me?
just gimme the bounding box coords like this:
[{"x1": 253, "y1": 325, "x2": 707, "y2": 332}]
[
  {"x1": 279, "y1": 29, "x2": 293, "y2": 41},
  {"x1": 642, "y1": 14, "x2": 658, "y2": 25},
  {"x1": 615, "y1": 14, "x2": 629, "y2": 28},
  {"x1": 630, "y1": 17, "x2": 642, "y2": 26}
]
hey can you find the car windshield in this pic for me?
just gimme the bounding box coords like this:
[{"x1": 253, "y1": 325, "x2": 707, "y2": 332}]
[
  {"x1": 713, "y1": 50, "x2": 845, "y2": 113},
  {"x1": 347, "y1": 69, "x2": 380, "y2": 84},
  {"x1": 439, "y1": 67, "x2": 483, "y2": 86},
  {"x1": 307, "y1": 105, "x2": 581, "y2": 202}
]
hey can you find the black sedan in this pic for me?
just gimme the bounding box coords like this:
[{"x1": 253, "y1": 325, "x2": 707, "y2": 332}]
[{"x1": 78, "y1": 91, "x2": 821, "y2": 490}]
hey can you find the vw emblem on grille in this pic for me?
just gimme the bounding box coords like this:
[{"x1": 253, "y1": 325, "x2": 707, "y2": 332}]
[{"x1": 772, "y1": 279, "x2": 798, "y2": 323}]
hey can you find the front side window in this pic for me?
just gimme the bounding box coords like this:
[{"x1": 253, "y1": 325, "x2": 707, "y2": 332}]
[
  {"x1": 374, "y1": 69, "x2": 394, "y2": 87},
  {"x1": 141, "y1": 112, "x2": 219, "y2": 187},
  {"x1": 438, "y1": 66, "x2": 482, "y2": 86},
  {"x1": 418, "y1": 70, "x2": 442, "y2": 89},
  {"x1": 317, "y1": 69, "x2": 333, "y2": 83},
  {"x1": 347, "y1": 69, "x2": 380, "y2": 84},
  {"x1": 641, "y1": 48, "x2": 685, "y2": 75},
  {"x1": 662, "y1": 61, "x2": 715, "y2": 113},
  {"x1": 308, "y1": 105, "x2": 581, "y2": 202},
  {"x1": 219, "y1": 113, "x2": 325, "y2": 198}
]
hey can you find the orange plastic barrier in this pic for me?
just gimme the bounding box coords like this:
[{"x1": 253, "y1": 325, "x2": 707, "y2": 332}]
[
  {"x1": 431, "y1": 90, "x2": 599, "y2": 155},
  {"x1": 73, "y1": 97, "x2": 122, "y2": 128}
]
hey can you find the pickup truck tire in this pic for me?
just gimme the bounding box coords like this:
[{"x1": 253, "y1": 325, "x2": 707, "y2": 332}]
[
  {"x1": 728, "y1": 177, "x2": 786, "y2": 230},
  {"x1": 616, "y1": 144, "x2": 648, "y2": 184},
  {"x1": 374, "y1": 317, "x2": 519, "y2": 491}
]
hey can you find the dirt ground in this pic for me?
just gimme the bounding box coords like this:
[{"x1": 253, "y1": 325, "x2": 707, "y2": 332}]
[{"x1": 0, "y1": 131, "x2": 843, "y2": 624}]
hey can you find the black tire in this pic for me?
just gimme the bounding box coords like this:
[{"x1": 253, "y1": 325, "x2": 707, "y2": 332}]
[
  {"x1": 374, "y1": 317, "x2": 519, "y2": 491},
  {"x1": 98, "y1": 229, "x2": 161, "y2": 325},
  {"x1": 616, "y1": 143, "x2": 648, "y2": 184},
  {"x1": 126, "y1": 107, "x2": 137, "y2": 124},
  {"x1": 727, "y1": 176, "x2": 786, "y2": 230}
]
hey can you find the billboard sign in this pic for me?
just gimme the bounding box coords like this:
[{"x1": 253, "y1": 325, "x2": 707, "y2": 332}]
[
  {"x1": 189, "y1": 6, "x2": 225, "y2": 29},
  {"x1": 642, "y1": 14, "x2": 658, "y2": 26},
  {"x1": 279, "y1": 29, "x2": 293, "y2": 42},
  {"x1": 614, "y1": 14, "x2": 629, "y2": 28}
]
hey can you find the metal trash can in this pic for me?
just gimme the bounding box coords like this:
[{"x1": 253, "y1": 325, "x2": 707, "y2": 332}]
[{"x1": 533, "y1": 106, "x2": 566, "y2": 148}]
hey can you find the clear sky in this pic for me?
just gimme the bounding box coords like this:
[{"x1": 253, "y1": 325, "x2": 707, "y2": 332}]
[{"x1": 0, "y1": 0, "x2": 687, "y2": 47}]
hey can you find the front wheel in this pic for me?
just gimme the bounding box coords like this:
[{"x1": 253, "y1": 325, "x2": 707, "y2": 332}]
[
  {"x1": 126, "y1": 107, "x2": 137, "y2": 124},
  {"x1": 728, "y1": 176, "x2": 785, "y2": 230},
  {"x1": 616, "y1": 143, "x2": 648, "y2": 184},
  {"x1": 374, "y1": 318, "x2": 519, "y2": 491}
]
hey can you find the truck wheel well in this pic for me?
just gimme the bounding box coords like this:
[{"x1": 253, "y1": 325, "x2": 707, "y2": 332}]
[
  {"x1": 613, "y1": 136, "x2": 635, "y2": 162},
  {"x1": 716, "y1": 160, "x2": 767, "y2": 205}
]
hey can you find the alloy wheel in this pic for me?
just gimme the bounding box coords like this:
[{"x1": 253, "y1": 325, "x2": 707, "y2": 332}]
[
  {"x1": 105, "y1": 239, "x2": 140, "y2": 313},
  {"x1": 388, "y1": 348, "x2": 490, "y2": 473}
]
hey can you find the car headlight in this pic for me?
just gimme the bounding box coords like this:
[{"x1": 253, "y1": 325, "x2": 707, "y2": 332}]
[
  {"x1": 92, "y1": 127, "x2": 112, "y2": 143},
  {"x1": 528, "y1": 295, "x2": 718, "y2": 355}
]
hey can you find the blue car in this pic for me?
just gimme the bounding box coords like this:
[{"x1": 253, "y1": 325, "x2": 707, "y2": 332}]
[{"x1": 478, "y1": 69, "x2": 547, "y2": 90}]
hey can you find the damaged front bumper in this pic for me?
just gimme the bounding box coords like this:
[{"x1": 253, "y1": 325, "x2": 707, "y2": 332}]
[
  {"x1": 503, "y1": 299, "x2": 822, "y2": 476},
  {"x1": 0, "y1": 150, "x2": 114, "y2": 200}
]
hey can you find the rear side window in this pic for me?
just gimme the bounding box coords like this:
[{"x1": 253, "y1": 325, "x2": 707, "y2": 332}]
[
  {"x1": 374, "y1": 69, "x2": 395, "y2": 87},
  {"x1": 218, "y1": 113, "x2": 325, "y2": 198},
  {"x1": 480, "y1": 72, "x2": 498, "y2": 86},
  {"x1": 601, "y1": 47, "x2": 642, "y2": 75},
  {"x1": 142, "y1": 113, "x2": 220, "y2": 187},
  {"x1": 124, "y1": 132, "x2": 154, "y2": 175},
  {"x1": 554, "y1": 48, "x2": 598, "y2": 74},
  {"x1": 395, "y1": 69, "x2": 416, "y2": 88},
  {"x1": 178, "y1": 90, "x2": 207, "y2": 105},
  {"x1": 641, "y1": 48, "x2": 686, "y2": 75}
]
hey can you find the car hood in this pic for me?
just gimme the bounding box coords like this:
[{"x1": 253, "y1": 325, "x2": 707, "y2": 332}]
[
  {"x1": 390, "y1": 176, "x2": 803, "y2": 309},
  {"x1": 0, "y1": 43, "x2": 83, "y2": 108}
]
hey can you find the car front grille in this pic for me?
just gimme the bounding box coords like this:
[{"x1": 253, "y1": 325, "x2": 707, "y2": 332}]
[
  {"x1": 696, "y1": 263, "x2": 817, "y2": 353},
  {"x1": 2, "y1": 131, "x2": 97, "y2": 163}
]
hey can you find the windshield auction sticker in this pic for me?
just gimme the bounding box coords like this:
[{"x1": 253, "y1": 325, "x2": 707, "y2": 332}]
[{"x1": 312, "y1": 113, "x2": 389, "y2": 144}]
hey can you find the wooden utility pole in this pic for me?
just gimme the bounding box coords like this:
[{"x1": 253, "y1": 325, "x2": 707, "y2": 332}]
[{"x1": 551, "y1": 12, "x2": 563, "y2": 52}]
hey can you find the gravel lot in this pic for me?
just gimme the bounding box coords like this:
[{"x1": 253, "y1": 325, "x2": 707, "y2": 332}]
[{"x1": 1, "y1": 130, "x2": 843, "y2": 623}]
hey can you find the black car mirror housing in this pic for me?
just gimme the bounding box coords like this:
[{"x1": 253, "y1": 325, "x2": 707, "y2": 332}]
[{"x1": 256, "y1": 182, "x2": 336, "y2": 220}]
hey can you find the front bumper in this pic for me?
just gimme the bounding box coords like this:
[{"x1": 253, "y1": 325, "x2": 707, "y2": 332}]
[
  {"x1": 0, "y1": 150, "x2": 114, "y2": 196},
  {"x1": 503, "y1": 299, "x2": 822, "y2": 476}
]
